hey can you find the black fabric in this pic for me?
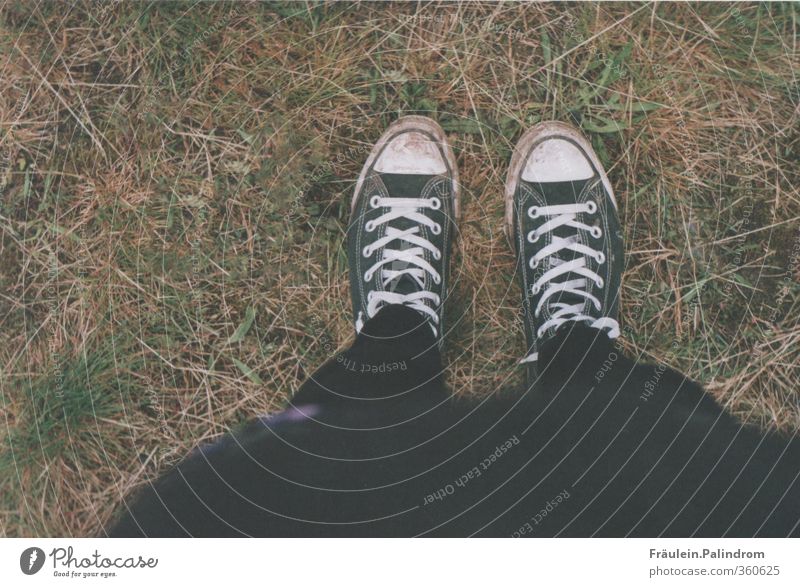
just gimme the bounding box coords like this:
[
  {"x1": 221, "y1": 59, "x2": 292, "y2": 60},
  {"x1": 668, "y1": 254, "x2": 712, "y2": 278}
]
[{"x1": 108, "y1": 305, "x2": 800, "y2": 537}]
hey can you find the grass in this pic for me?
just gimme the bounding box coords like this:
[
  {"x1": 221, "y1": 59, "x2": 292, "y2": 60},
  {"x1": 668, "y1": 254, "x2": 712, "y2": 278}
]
[{"x1": 0, "y1": 1, "x2": 798, "y2": 536}]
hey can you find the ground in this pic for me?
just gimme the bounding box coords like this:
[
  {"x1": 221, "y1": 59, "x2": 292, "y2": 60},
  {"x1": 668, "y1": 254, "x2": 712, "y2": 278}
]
[{"x1": 0, "y1": 1, "x2": 798, "y2": 537}]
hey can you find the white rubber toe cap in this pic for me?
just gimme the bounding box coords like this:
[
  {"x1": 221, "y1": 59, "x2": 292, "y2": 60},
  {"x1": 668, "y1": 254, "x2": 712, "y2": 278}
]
[
  {"x1": 374, "y1": 131, "x2": 447, "y2": 175},
  {"x1": 521, "y1": 138, "x2": 594, "y2": 183}
]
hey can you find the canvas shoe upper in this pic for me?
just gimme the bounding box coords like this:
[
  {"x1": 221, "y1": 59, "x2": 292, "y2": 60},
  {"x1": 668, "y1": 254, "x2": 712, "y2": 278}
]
[
  {"x1": 505, "y1": 122, "x2": 623, "y2": 380},
  {"x1": 348, "y1": 116, "x2": 459, "y2": 344}
]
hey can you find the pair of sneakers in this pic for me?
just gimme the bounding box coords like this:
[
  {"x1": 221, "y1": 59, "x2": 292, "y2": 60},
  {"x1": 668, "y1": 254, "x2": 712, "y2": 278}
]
[{"x1": 347, "y1": 115, "x2": 623, "y2": 377}]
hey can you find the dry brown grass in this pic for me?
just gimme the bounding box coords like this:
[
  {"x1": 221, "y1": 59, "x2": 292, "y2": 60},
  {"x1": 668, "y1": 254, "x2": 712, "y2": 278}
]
[{"x1": 0, "y1": 1, "x2": 798, "y2": 536}]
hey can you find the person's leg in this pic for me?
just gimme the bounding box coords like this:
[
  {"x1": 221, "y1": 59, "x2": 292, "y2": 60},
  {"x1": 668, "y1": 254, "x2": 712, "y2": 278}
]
[
  {"x1": 469, "y1": 322, "x2": 800, "y2": 537},
  {"x1": 290, "y1": 304, "x2": 446, "y2": 412},
  {"x1": 107, "y1": 116, "x2": 466, "y2": 536},
  {"x1": 107, "y1": 303, "x2": 464, "y2": 537},
  {"x1": 480, "y1": 120, "x2": 800, "y2": 537}
]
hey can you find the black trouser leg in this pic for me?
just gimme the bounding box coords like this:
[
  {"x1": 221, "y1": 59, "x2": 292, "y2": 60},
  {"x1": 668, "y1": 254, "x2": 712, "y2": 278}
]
[
  {"x1": 290, "y1": 304, "x2": 447, "y2": 411},
  {"x1": 107, "y1": 305, "x2": 460, "y2": 536},
  {"x1": 489, "y1": 323, "x2": 800, "y2": 537}
]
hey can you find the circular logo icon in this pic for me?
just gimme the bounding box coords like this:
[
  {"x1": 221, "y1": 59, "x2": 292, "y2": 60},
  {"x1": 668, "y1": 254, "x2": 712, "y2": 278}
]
[{"x1": 20, "y1": 547, "x2": 46, "y2": 575}]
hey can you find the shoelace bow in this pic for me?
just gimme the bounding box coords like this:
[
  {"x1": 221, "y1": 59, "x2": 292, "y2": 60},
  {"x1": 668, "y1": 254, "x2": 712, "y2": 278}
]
[
  {"x1": 356, "y1": 195, "x2": 442, "y2": 335},
  {"x1": 521, "y1": 199, "x2": 620, "y2": 364}
]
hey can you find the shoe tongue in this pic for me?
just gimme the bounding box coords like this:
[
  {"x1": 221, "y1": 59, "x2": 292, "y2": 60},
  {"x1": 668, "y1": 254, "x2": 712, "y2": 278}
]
[
  {"x1": 386, "y1": 273, "x2": 421, "y2": 296},
  {"x1": 528, "y1": 179, "x2": 596, "y2": 311},
  {"x1": 529, "y1": 178, "x2": 593, "y2": 208},
  {"x1": 376, "y1": 173, "x2": 438, "y2": 296},
  {"x1": 379, "y1": 173, "x2": 436, "y2": 198},
  {"x1": 529, "y1": 179, "x2": 594, "y2": 265}
]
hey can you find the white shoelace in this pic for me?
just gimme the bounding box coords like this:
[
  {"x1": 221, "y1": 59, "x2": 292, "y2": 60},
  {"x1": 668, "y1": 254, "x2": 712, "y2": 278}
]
[
  {"x1": 521, "y1": 200, "x2": 620, "y2": 364},
  {"x1": 356, "y1": 195, "x2": 443, "y2": 335}
]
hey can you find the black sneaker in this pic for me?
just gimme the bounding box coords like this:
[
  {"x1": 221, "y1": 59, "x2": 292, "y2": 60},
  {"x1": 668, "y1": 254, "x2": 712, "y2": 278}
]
[
  {"x1": 504, "y1": 121, "x2": 623, "y2": 380},
  {"x1": 348, "y1": 116, "x2": 459, "y2": 344}
]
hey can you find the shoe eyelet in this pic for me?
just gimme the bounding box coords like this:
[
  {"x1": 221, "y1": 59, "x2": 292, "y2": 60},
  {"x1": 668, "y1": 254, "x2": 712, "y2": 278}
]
[
  {"x1": 433, "y1": 274, "x2": 441, "y2": 285},
  {"x1": 596, "y1": 252, "x2": 605, "y2": 264},
  {"x1": 531, "y1": 284, "x2": 541, "y2": 295},
  {"x1": 429, "y1": 197, "x2": 441, "y2": 210},
  {"x1": 362, "y1": 245, "x2": 372, "y2": 257},
  {"x1": 529, "y1": 257, "x2": 538, "y2": 269},
  {"x1": 537, "y1": 327, "x2": 545, "y2": 338},
  {"x1": 433, "y1": 250, "x2": 442, "y2": 260},
  {"x1": 586, "y1": 201, "x2": 597, "y2": 214},
  {"x1": 369, "y1": 195, "x2": 381, "y2": 208},
  {"x1": 367, "y1": 291, "x2": 374, "y2": 302},
  {"x1": 527, "y1": 230, "x2": 539, "y2": 244},
  {"x1": 364, "y1": 272, "x2": 372, "y2": 282},
  {"x1": 431, "y1": 223, "x2": 442, "y2": 235},
  {"x1": 434, "y1": 295, "x2": 441, "y2": 304},
  {"x1": 365, "y1": 220, "x2": 375, "y2": 232},
  {"x1": 590, "y1": 226, "x2": 602, "y2": 239},
  {"x1": 597, "y1": 277, "x2": 604, "y2": 288},
  {"x1": 527, "y1": 206, "x2": 539, "y2": 219}
]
